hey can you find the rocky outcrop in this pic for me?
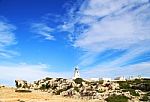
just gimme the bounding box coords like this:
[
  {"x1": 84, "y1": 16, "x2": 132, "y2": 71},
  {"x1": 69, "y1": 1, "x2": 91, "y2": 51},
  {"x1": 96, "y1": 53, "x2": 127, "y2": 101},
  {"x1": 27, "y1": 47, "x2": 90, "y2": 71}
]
[
  {"x1": 15, "y1": 80, "x2": 31, "y2": 89},
  {"x1": 15, "y1": 78, "x2": 148, "y2": 101}
]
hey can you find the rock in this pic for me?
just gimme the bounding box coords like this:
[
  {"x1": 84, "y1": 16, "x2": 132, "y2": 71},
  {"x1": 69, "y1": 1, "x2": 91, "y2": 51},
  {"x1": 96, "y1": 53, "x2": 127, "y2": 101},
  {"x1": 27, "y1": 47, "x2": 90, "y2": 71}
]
[
  {"x1": 14, "y1": 77, "x2": 147, "y2": 101},
  {"x1": 15, "y1": 80, "x2": 31, "y2": 89}
]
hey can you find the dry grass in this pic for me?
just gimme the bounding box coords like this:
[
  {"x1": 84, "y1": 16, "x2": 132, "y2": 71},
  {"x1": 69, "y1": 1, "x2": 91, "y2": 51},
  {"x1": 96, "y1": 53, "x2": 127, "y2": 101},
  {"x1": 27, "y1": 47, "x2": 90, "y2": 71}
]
[{"x1": 0, "y1": 87, "x2": 101, "y2": 102}]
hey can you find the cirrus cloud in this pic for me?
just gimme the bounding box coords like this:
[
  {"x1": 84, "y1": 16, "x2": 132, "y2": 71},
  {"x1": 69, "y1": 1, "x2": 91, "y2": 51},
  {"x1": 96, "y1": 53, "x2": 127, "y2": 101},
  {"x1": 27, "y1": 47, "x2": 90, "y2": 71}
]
[
  {"x1": 53, "y1": 0, "x2": 150, "y2": 78},
  {"x1": 31, "y1": 23, "x2": 55, "y2": 41},
  {"x1": 60, "y1": 0, "x2": 150, "y2": 68},
  {"x1": 0, "y1": 18, "x2": 18, "y2": 58}
]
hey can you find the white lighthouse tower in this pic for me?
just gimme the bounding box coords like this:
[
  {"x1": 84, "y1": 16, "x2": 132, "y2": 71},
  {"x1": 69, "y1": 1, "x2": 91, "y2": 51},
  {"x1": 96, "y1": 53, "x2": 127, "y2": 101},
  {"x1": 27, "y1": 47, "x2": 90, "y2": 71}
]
[{"x1": 73, "y1": 66, "x2": 80, "y2": 79}]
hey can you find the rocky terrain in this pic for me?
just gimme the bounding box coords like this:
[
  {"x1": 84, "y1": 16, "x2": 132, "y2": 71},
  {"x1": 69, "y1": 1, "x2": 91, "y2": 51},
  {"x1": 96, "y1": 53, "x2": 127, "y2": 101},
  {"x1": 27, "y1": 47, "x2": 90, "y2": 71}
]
[
  {"x1": 13, "y1": 77, "x2": 150, "y2": 102},
  {"x1": 0, "y1": 86, "x2": 99, "y2": 102}
]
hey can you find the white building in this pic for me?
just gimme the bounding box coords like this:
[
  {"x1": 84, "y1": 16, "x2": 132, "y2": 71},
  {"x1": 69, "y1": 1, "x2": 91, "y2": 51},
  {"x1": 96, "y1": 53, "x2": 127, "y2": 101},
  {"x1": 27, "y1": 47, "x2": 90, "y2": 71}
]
[
  {"x1": 114, "y1": 76, "x2": 126, "y2": 81},
  {"x1": 73, "y1": 67, "x2": 80, "y2": 79},
  {"x1": 128, "y1": 75, "x2": 142, "y2": 80},
  {"x1": 88, "y1": 78, "x2": 99, "y2": 82},
  {"x1": 99, "y1": 78, "x2": 111, "y2": 82}
]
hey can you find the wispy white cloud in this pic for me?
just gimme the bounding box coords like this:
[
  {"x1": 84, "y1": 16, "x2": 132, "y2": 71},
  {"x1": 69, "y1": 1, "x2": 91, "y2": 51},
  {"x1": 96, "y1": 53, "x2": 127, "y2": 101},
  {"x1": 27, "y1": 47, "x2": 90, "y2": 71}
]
[
  {"x1": 81, "y1": 61, "x2": 150, "y2": 78},
  {"x1": 81, "y1": 0, "x2": 149, "y2": 17},
  {"x1": 24, "y1": 0, "x2": 150, "y2": 79},
  {"x1": 0, "y1": 18, "x2": 18, "y2": 58},
  {"x1": 31, "y1": 23, "x2": 55, "y2": 40},
  {"x1": 59, "y1": 0, "x2": 150, "y2": 68},
  {"x1": 0, "y1": 20, "x2": 16, "y2": 47},
  {"x1": 74, "y1": 0, "x2": 150, "y2": 51},
  {"x1": 0, "y1": 63, "x2": 72, "y2": 86}
]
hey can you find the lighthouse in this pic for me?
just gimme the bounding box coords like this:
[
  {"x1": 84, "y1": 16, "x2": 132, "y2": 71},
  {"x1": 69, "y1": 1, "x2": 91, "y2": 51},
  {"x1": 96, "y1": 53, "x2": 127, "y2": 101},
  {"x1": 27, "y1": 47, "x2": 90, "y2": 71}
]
[{"x1": 73, "y1": 66, "x2": 80, "y2": 79}]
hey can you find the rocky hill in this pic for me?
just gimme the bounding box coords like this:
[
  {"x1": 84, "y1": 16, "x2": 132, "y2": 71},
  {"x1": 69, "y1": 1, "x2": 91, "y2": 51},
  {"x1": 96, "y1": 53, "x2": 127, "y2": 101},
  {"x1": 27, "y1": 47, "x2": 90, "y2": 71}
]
[{"x1": 15, "y1": 78, "x2": 150, "y2": 102}]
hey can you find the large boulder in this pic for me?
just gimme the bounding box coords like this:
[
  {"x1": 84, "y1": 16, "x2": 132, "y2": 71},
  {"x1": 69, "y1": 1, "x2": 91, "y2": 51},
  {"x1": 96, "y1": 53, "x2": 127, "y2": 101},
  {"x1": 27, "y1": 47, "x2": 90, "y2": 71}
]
[
  {"x1": 15, "y1": 80, "x2": 30, "y2": 89},
  {"x1": 60, "y1": 88, "x2": 76, "y2": 97}
]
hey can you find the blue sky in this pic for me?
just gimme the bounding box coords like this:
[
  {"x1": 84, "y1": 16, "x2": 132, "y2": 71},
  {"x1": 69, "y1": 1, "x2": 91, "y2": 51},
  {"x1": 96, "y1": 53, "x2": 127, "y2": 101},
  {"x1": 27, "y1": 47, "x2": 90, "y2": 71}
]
[{"x1": 0, "y1": 0, "x2": 150, "y2": 86}]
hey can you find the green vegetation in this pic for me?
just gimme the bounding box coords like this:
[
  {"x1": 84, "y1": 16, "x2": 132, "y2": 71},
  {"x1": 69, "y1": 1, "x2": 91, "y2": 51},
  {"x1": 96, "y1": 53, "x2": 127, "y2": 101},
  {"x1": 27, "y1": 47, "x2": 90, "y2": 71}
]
[
  {"x1": 39, "y1": 84, "x2": 51, "y2": 90},
  {"x1": 55, "y1": 89, "x2": 66, "y2": 95},
  {"x1": 129, "y1": 90, "x2": 140, "y2": 96},
  {"x1": 65, "y1": 84, "x2": 72, "y2": 90},
  {"x1": 117, "y1": 81, "x2": 131, "y2": 89},
  {"x1": 117, "y1": 79, "x2": 150, "y2": 92},
  {"x1": 98, "y1": 80, "x2": 104, "y2": 84},
  {"x1": 122, "y1": 89, "x2": 139, "y2": 96},
  {"x1": 105, "y1": 95, "x2": 129, "y2": 102},
  {"x1": 133, "y1": 79, "x2": 150, "y2": 84},
  {"x1": 147, "y1": 92, "x2": 150, "y2": 96},
  {"x1": 74, "y1": 78, "x2": 84, "y2": 84},
  {"x1": 140, "y1": 94, "x2": 149, "y2": 101},
  {"x1": 45, "y1": 77, "x2": 52, "y2": 80},
  {"x1": 96, "y1": 90, "x2": 105, "y2": 93},
  {"x1": 74, "y1": 87, "x2": 79, "y2": 92},
  {"x1": 39, "y1": 84, "x2": 46, "y2": 90}
]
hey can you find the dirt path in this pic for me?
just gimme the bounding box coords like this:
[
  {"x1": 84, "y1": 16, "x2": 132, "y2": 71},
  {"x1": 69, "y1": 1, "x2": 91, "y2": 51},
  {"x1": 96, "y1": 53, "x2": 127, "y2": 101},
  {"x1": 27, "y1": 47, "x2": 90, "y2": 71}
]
[{"x1": 0, "y1": 87, "x2": 101, "y2": 102}]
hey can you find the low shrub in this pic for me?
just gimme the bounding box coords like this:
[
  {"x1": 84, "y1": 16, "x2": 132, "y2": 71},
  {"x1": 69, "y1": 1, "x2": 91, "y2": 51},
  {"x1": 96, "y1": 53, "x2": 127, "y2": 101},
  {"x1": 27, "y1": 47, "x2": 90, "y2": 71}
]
[
  {"x1": 74, "y1": 87, "x2": 79, "y2": 92},
  {"x1": 129, "y1": 89, "x2": 140, "y2": 96},
  {"x1": 74, "y1": 78, "x2": 84, "y2": 84},
  {"x1": 39, "y1": 84, "x2": 46, "y2": 90},
  {"x1": 105, "y1": 95, "x2": 129, "y2": 102},
  {"x1": 117, "y1": 81, "x2": 131, "y2": 89},
  {"x1": 122, "y1": 89, "x2": 139, "y2": 96},
  {"x1": 96, "y1": 90, "x2": 105, "y2": 93},
  {"x1": 45, "y1": 77, "x2": 52, "y2": 80},
  {"x1": 140, "y1": 94, "x2": 149, "y2": 101},
  {"x1": 98, "y1": 80, "x2": 104, "y2": 84},
  {"x1": 55, "y1": 89, "x2": 64, "y2": 95},
  {"x1": 147, "y1": 92, "x2": 150, "y2": 96},
  {"x1": 55, "y1": 88, "x2": 68, "y2": 95}
]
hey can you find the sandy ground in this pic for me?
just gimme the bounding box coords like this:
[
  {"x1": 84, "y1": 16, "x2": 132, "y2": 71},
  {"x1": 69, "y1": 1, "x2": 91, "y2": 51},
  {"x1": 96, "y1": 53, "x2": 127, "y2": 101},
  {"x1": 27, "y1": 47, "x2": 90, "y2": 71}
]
[{"x1": 0, "y1": 87, "x2": 101, "y2": 102}]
